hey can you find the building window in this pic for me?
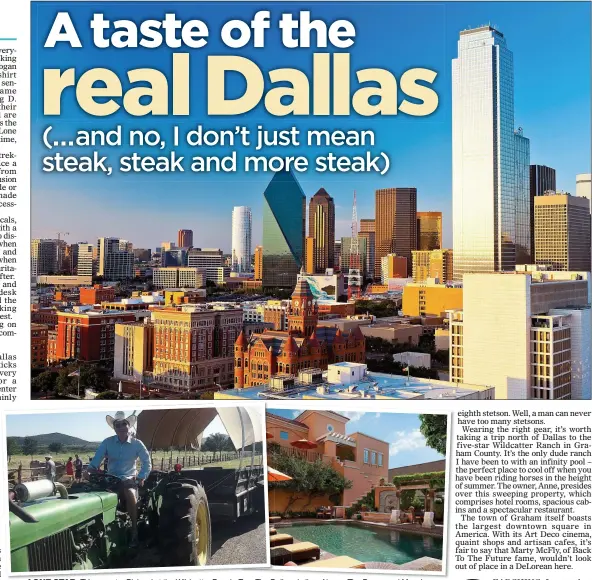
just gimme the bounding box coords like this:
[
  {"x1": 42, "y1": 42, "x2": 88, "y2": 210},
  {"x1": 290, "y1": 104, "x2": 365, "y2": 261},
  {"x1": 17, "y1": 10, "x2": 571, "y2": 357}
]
[
  {"x1": 327, "y1": 424, "x2": 334, "y2": 432},
  {"x1": 280, "y1": 431, "x2": 289, "y2": 440},
  {"x1": 378, "y1": 453, "x2": 383, "y2": 467},
  {"x1": 371, "y1": 451, "x2": 376, "y2": 465},
  {"x1": 363, "y1": 449, "x2": 369, "y2": 464}
]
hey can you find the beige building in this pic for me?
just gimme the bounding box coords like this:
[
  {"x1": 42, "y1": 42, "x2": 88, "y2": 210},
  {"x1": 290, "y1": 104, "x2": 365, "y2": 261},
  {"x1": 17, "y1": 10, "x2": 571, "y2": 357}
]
[
  {"x1": 151, "y1": 306, "x2": 242, "y2": 392},
  {"x1": 152, "y1": 267, "x2": 206, "y2": 289},
  {"x1": 402, "y1": 282, "x2": 463, "y2": 317},
  {"x1": 534, "y1": 194, "x2": 591, "y2": 271},
  {"x1": 412, "y1": 249, "x2": 454, "y2": 283},
  {"x1": 360, "y1": 321, "x2": 423, "y2": 345},
  {"x1": 449, "y1": 272, "x2": 591, "y2": 400},
  {"x1": 113, "y1": 322, "x2": 154, "y2": 383}
]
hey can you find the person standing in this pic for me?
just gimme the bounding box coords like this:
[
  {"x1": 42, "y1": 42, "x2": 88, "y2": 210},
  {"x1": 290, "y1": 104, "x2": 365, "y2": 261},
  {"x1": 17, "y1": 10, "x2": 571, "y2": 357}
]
[
  {"x1": 66, "y1": 457, "x2": 74, "y2": 484},
  {"x1": 45, "y1": 455, "x2": 56, "y2": 483},
  {"x1": 74, "y1": 454, "x2": 83, "y2": 483}
]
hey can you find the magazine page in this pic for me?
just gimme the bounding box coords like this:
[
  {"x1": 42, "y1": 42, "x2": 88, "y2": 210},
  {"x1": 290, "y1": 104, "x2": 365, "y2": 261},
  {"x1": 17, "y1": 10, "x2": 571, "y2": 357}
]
[{"x1": 0, "y1": 1, "x2": 591, "y2": 580}]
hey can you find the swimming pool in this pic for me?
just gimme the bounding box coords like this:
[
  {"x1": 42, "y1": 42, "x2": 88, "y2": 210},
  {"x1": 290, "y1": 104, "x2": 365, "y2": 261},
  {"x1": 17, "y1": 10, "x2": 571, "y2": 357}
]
[{"x1": 279, "y1": 522, "x2": 443, "y2": 564}]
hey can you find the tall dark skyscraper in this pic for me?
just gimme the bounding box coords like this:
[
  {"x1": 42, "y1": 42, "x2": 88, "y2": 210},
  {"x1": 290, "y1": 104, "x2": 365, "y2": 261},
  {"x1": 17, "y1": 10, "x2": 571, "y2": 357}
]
[
  {"x1": 529, "y1": 165, "x2": 556, "y2": 258},
  {"x1": 262, "y1": 171, "x2": 306, "y2": 288},
  {"x1": 308, "y1": 188, "x2": 335, "y2": 273}
]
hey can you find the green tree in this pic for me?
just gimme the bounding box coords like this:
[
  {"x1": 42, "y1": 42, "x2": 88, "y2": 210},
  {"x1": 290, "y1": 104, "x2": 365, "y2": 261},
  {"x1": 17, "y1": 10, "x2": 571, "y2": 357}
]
[
  {"x1": 22, "y1": 437, "x2": 39, "y2": 458},
  {"x1": 201, "y1": 433, "x2": 234, "y2": 460},
  {"x1": 419, "y1": 414, "x2": 447, "y2": 455},
  {"x1": 31, "y1": 370, "x2": 59, "y2": 394},
  {"x1": 6, "y1": 437, "x2": 21, "y2": 462},
  {"x1": 268, "y1": 445, "x2": 352, "y2": 515},
  {"x1": 48, "y1": 442, "x2": 63, "y2": 454}
]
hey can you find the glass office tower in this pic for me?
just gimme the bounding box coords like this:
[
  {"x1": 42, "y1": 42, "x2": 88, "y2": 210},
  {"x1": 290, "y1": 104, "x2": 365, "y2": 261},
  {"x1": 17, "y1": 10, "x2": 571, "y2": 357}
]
[
  {"x1": 452, "y1": 26, "x2": 531, "y2": 279},
  {"x1": 231, "y1": 206, "x2": 252, "y2": 273},
  {"x1": 262, "y1": 171, "x2": 306, "y2": 288}
]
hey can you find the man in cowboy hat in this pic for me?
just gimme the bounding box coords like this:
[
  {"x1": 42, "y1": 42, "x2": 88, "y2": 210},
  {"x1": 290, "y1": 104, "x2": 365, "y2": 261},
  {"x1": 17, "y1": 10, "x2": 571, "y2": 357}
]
[
  {"x1": 45, "y1": 455, "x2": 56, "y2": 483},
  {"x1": 88, "y1": 411, "x2": 151, "y2": 547}
]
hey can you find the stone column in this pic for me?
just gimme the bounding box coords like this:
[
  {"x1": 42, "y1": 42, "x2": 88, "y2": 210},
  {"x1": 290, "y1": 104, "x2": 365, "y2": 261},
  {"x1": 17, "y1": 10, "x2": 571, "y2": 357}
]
[
  {"x1": 422, "y1": 512, "x2": 435, "y2": 528},
  {"x1": 390, "y1": 509, "x2": 401, "y2": 524}
]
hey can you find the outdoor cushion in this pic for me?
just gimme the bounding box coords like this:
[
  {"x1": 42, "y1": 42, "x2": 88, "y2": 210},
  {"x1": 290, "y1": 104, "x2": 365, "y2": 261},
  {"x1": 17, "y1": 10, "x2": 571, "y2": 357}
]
[
  {"x1": 270, "y1": 542, "x2": 321, "y2": 565},
  {"x1": 270, "y1": 533, "x2": 294, "y2": 547},
  {"x1": 302, "y1": 556, "x2": 366, "y2": 569},
  {"x1": 269, "y1": 527, "x2": 277, "y2": 535},
  {"x1": 269, "y1": 515, "x2": 282, "y2": 523}
]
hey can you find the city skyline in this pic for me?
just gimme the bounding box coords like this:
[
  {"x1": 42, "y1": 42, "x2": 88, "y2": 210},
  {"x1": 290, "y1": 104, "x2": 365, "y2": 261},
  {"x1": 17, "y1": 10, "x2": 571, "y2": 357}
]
[{"x1": 31, "y1": 2, "x2": 591, "y2": 251}]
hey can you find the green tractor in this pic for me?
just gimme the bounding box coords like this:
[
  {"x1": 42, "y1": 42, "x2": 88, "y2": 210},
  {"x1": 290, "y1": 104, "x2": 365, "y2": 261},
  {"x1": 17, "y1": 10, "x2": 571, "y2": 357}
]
[{"x1": 8, "y1": 407, "x2": 265, "y2": 572}]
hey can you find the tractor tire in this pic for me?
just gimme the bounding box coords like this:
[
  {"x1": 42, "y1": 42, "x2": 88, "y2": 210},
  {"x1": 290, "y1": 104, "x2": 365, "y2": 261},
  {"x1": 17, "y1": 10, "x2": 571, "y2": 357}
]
[{"x1": 158, "y1": 482, "x2": 211, "y2": 566}]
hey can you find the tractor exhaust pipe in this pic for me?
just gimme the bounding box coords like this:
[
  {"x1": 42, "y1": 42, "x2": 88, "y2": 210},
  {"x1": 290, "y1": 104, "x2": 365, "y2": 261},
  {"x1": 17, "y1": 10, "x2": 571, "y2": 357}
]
[
  {"x1": 55, "y1": 482, "x2": 68, "y2": 499},
  {"x1": 15, "y1": 479, "x2": 69, "y2": 502}
]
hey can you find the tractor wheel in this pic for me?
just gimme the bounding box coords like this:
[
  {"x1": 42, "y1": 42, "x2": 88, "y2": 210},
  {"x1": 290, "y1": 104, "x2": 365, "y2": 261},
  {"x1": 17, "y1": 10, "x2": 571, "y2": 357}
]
[{"x1": 158, "y1": 482, "x2": 211, "y2": 566}]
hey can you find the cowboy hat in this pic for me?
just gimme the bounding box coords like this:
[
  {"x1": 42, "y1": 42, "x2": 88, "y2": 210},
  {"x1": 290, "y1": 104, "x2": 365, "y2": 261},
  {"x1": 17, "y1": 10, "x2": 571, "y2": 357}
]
[
  {"x1": 106, "y1": 411, "x2": 137, "y2": 430},
  {"x1": 45, "y1": 455, "x2": 52, "y2": 459}
]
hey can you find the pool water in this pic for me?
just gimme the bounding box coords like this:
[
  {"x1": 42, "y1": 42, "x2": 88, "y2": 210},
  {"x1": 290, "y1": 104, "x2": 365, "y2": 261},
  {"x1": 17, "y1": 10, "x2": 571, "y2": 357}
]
[{"x1": 280, "y1": 522, "x2": 442, "y2": 564}]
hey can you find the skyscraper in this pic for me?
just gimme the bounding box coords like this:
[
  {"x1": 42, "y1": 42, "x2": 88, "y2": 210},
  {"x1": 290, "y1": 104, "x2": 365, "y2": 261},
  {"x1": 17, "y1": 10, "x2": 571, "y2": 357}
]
[
  {"x1": 231, "y1": 206, "x2": 252, "y2": 273},
  {"x1": 417, "y1": 212, "x2": 442, "y2": 251},
  {"x1": 534, "y1": 193, "x2": 591, "y2": 271},
  {"x1": 262, "y1": 171, "x2": 306, "y2": 288},
  {"x1": 97, "y1": 237, "x2": 134, "y2": 280},
  {"x1": 530, "y1": 165, "x2": 556, "y2": 258},
  {"x1": 177, "y1": 229, "x2": 193, "y2": 248},
  {"x1": 359, "y1": 219, "x2": 376, "y2": 280},
  {"x1": 76, "y1": 243, "x2": 94, "y2": 277},
  {"x1": 308, "y1": 188, "x2": 335, "y2": 273},
  {"x1": 375, "y1": 188, "x2": 417, "y2": 278},
  {"x1": 452, "y1": 26, "x2": 531, "y2": 279},
  {"x1": 31, "y1": 239, "x2": 60, "y2": 276},
  {"x1": 254, "y1": 245, "x2": 263, "y2": 281}
]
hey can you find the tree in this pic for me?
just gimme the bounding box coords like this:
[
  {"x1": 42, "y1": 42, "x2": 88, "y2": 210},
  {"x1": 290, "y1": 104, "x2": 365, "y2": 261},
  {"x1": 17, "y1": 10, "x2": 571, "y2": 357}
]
[
  {"x1": 201, "y1": 433, "x2": 234, "y2": 460},
  {"x1": 22, "y1": 437, "x2": 39, "y2": 458},
  {"x1": 7, "y1": 437, "x2": 21, "y2": 462},
  {"x1": 419, "y1": 414, "x2": 447, "y2": 455},
  {"x1": 268, "y1": 444, "x2": 352, "y2": 515},
  {"x1": 48, "y1": 442, "x2": 64, "y2": 454},
  {"x1": 31, "y1": 370, "x2": 59, "y2": 394}
]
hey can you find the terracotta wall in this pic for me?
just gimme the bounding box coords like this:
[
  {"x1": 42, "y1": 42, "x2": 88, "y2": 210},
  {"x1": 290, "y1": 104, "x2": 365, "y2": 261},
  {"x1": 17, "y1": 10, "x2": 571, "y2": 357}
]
[{"x1": 268, "y1": 488, "x2": 336, "y2": 514}]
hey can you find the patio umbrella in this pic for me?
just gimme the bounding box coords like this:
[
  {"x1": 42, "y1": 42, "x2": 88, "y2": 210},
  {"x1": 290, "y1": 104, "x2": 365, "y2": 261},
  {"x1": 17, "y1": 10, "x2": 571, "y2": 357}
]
[
  {"x1": 268, "y1": 467, "x2": 293, "y2": 482},
  {"x1": 266, "y1": 431, "x2": 274, "y2": 439},
  {"x1": 291, "y1": 439, "x2": 317, "y2": 450}
]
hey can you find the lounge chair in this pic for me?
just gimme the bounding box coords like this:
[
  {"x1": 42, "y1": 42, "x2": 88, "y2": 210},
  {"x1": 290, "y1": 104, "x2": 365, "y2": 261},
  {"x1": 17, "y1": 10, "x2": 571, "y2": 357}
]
[
  {"x1": 324, "y1": 507, "x2": 333, "y2": 518},
  {"x1": 269, "y1": 533, "x2": 294, "y2": 547},
  {"x1": 269, "y1": 527, "x2": 277, "y2": 536},
  {"x1": 301, "y1": 556, "x2": 365, "y2": 569},
  {"x1": 316, "y1": 507, "x2": 325, "y2": 518},
  {"x1": 270, "y1": 542, "x2": 321, "y2": 566},
  {"x1": 269, "y1": 515, "x2": 282, "y2": 523}
]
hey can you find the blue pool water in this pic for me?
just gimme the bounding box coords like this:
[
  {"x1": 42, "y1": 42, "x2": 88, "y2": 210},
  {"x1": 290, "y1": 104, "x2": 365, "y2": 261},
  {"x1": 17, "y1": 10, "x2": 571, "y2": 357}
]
[{"x1": 280, "y1": 522, "x2": 442, "y2": 564}]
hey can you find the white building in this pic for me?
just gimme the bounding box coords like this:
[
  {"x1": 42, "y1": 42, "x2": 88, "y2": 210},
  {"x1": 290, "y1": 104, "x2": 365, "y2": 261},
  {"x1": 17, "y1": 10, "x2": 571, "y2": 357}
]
[
  {"x1": 393, "y1": 352, "x2": 431, "y2": 369},
  {"x1": 452, "y1": 26, "x2": 530, "y2": 279},
  {"x1": 576, "y1": 173, "x2": 592, "y2": 273},
  {"x1": 231, "y1": 206, "x2": 252, "y2": 273},
  {"x1": 76, "y1": 243, "x2": 94, "y2": 277},
  {"x1": 152, "y1": 267, "x2": 206, "y2": 289},
  {"x1": 449, "y1": 272, "x2": 591, "y2": 399},
  {"x1": 187, "y1": 248, "x2": 225, "y2": 282},
  {"x1": 97, "y1": 237, "x2": 134, "y2": 280}
]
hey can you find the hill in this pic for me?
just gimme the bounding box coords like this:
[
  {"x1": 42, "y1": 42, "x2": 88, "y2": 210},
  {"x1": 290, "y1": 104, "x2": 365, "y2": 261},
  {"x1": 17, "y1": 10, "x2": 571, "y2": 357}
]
[{"x1": 7, "y1": 432, "x2": 99, "y2": 448}]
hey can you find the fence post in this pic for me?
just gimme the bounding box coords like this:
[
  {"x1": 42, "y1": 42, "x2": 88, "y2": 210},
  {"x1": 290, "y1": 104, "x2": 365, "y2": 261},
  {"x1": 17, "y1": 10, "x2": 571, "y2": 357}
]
[{"x1": 17, "y1": 463, "x2": 22, "y2": 483}]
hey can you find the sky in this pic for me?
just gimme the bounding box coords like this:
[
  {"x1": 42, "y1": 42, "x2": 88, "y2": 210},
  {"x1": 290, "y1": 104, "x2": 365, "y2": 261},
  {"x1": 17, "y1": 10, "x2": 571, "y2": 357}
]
[
  {"x1": 31, "y1": 2, "x2": 591, "y2": 251},
  {"x1": 269, "y1": 408, "x2": 446, "y2": 468},
  {"x1": 6, "y1": 410, "x2": 227, "y2": 443}
]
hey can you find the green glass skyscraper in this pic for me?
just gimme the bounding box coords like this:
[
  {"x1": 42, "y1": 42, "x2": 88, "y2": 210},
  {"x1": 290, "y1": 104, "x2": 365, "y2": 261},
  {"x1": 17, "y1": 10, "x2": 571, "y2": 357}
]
[{"x1": 262, "y1": 171, "x2": 306, "y2": 288}]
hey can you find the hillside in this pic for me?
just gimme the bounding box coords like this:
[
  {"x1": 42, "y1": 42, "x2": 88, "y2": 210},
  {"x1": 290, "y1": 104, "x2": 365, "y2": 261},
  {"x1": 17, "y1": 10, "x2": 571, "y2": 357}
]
[{"x1": 7, "y1": 432, "x2": 99, "y2": 448}]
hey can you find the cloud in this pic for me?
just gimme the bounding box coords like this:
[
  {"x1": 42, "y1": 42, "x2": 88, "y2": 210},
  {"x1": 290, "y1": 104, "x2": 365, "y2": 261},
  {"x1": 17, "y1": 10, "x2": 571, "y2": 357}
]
[
  {"x1": 389, "y1": 429, "x2": 427, "y2": 456},
  {"x1": 291, "y1": 410, "x2": 300, "y2": 419},
  {"x1": 341, "y1": 411, "x2": 364, "y2": 423}
]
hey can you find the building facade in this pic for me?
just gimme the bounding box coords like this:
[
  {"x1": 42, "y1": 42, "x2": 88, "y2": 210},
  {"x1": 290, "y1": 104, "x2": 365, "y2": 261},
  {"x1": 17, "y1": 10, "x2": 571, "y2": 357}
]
[
  {"x1": 534, "y1": 194, "x2": 591, "y2": 271},
  {"x1": 31, "y1": 323, "x2": 48, "y2": 369},
  {"x1": 530, "y1": 165, "x2": 556, "y2": 257},
  {"x1": 151, "y1": 307, "x2": 243, "y2": 392},
  {"x1": 375, "y1": 188, "x2": 417, "y2": 278},
  {"x1": 412, "y1": 249, "x2": 454, "y2": 283},
  {"x1": 417, "y1": 212, "x2": 442, "y2": 251},
  {"x1": 359, "y1": 219, "x2": 376, "y2": 281},
  {"x1": 308, "y1": 188, "x2": 335, "y2": 273},
  {"x1": 254, "y1": 245, "x2": 263, "y2": 281},
  {"x1": 449, "y1": 272, "x2": 591, "y2": 400},
  {"x1": 153, "y1": 267, "x2": 206, "y2": 289},
  {"x1": 231, "y1": 206, "x2": 252, "y2": 273},
  {"x1": 79, "y1": 285, "x2": 115, "y2": 305},
  {"x1": 97, "y1": 237, "x2": 134, "y2": 280},
  {"x1": 234, "y1": 279, "x2": 365, "y2": 388},
  {"x1": 402, "y1": 282, "x2": 463, "y2": 317},
  {"x1": 452, "y1": 26, "x2": 531, "y2": 279},
  {"x1": 187, "y1": 248, "x2": 224, "y2": 282},
  {"x1": 177, "y1": 229, "x2": 193, "y2": 248},
  {"x1": 113, "y1": 322, "x2": 155, "y2": 384},
  {"x1": 262, "y1": 171, "x2": 306, "y2": 288}
]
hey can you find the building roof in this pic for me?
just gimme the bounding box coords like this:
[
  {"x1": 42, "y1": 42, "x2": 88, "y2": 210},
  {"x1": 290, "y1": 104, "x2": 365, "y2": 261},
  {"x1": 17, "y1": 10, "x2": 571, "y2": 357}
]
[{"x1": 389, "y1": 460, "x2": 446, "y2": 478}]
